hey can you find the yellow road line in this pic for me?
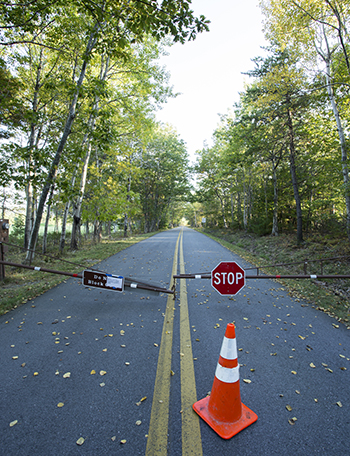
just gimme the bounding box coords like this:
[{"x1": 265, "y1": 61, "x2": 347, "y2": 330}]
[
  {"x1": 179, "y1": 230, "x2": 203, "y2": 456},
  {"x1": 146, "y1": 231, "x2": 180, "y2": 456}
]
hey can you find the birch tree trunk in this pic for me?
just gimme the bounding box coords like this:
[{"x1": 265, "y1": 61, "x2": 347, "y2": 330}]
[
  {"x1": 59, "y1": 201, "x2": 70, "y2": 254},
  {"x1": 322, "y1": 29, "x2": 350, "y2": 241},
  {"x1": 286, "y1": 97, "x2": 303, "y2": 243},
  {"x1": 42, "y1": 182, "x2": 55, "y2": 254},
  {"x1": 24, "y1": 49, "x2": 43, "y2": 250},
  {"x1": 25, "y1": 25, "x2": 100, "y2": 264},
  {"x1": 70, "y1": 142, "x2": 92, "y2": 250},
  {"x1": 70, "y1": 56, "x2": 110, "y2": 249}
]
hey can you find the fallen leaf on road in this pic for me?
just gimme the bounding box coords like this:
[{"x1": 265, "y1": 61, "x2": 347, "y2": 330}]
[
  {"x1": 286, "y1": 405, "x2": 292, "y2": 411},
  {"x1": 336, "y1": 401, "x2": 342, "y2": 407},
  {"x1": 9, "y1": 420, "x2": 18, "y2": 427},
  {"x1": 33, "y1": 372, "x2": 39, "y2": 376},
  {"x1": 12, "y1": 356, "x2": 18, "y2": 360},
  {"x1": 310, "y1": 363, "x2": 316, "y2": 368},
  {"x1": 298, "y1": 335, "x2": 305, "y2": 340},
  {"x1": 125, "y1": 362, "x2": 130, "y2": 366},
  {"x1": 111, "y1": 436, "x2": 116, "y2": 441},
  {"x1": 63, "y1": 372, "x2": 71, "y2": 378},
  {"x1": 326, "y1": 368, "x2": 333, "y2": 373},
  {"x1": 243, "y1": 379, "x2": 251, "y2": 384},
  {"x1": 76, "y1": 437, "x2": 85, "y2": 446},
  {"x1": 291, "y1": 371, "x2": 297, "y2": 375},
  {"x1": 57, "y1": 402, "x2": 64, "y2": 408},
  {"x1": 136, "y1": 420, "x2": 142, "y2": 426},
  {"x1": 288, "y1": 417, "x2": 297, "y2": 425},
  {"x1": 100, "y1": 370, "x2": 107, "y2": 376},
  {"x1": 120, "y1": 439, "x2": 126, "y2": 444},
  {"x1": 90, "y1": 370, "x2": 96, "y2": 375}
]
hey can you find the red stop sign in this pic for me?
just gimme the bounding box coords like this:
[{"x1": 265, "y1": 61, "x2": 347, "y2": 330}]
[{"x1": 211, "y1": 261, "x2": 246, "y2": 295}]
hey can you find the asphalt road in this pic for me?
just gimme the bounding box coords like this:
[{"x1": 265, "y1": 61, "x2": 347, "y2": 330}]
[{"x1": 1, "y1": 227, "x2": 349, "y2": 456}]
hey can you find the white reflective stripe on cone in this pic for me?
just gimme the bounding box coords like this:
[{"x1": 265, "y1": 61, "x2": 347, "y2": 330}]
[
  {"x1": 215, "y1": 364, "x2": 240, "y2": 384},
  {"x1": 220, "y1": 336, "x2": 238, "y2": 360}
]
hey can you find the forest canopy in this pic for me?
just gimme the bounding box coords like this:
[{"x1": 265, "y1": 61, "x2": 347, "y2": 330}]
[
  {"x1": 1, "y1": 0, "x2": 350, "y2": 264},
  {"x1": 0, "y1": 0, "x2": 209, "y2": 262}
]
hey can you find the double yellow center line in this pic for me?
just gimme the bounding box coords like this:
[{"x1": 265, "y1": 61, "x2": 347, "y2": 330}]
[{"x1": 146, "y1": 229, "x2": 203, "y2": 455}]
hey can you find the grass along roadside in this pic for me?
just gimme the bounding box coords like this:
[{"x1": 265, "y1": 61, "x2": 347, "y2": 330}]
[
  {"x1": 0, "y1": 232, "x2": 158, "y2": 316},
  {"x1": 199, "y1": 229, "x2": 350, "y2": 327}
]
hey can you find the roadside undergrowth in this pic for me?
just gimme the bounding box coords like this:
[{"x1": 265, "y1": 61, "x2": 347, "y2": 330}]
[
  {"x1": 0, "y1": 232, "x2": 158, "y2": 316},
  {"x1": 200, "y1": 228, "x2": 350, "y2": 327}
]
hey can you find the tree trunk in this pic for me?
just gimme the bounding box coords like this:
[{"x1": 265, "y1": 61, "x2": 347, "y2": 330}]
[
  {"x1": 322, "y1": 31, "x2": 350, "y2": 241},
  {"x1": 59, "y1": 201, "x2": 70, "y2": 254},
  {"x1": 214, "y1": 188, "x2": 228, "y2": 228},
  {"x1": 230, "y1": 180, "x2": 234, "y2": 227},
  {"x1": 24, "y1": 50, "x2": 43, "y2": 250},
  {"x1": 237, "y1": 190, "x2": 242, "y2": 229},
  {"x1": 70, "y1": 56, "x2": 109, "y2": 249},
  {"x1": 286, "y1": 99, "x2": 303, "y2": 243},
  {"x1": 42, "y1": 182, "x2": 55, "y2": 254},
  {"x1": 24, "y1": 176, "x2": 33, "y2": 250},
  {"x1": 243, "y1": 171, "x2": 248, "y2": 231},
  {"x1": 1, "y1": 189, "x2": 6, "y2": 219},
  {"x1": 271, "y1": 157, "x2": 279, "y2": 236},
  {"x1": 70, "y1": 142, "x2": 92, "y2": 250},
  {"x1": 124, "y1": 174, "x2": 131, "y2": 238},
  {"x1": 93, "y1": 220, "x2": 101, "y2": 243},
  {"x1": 25, "y1": 25, "x2": 100, "y2": 264}
]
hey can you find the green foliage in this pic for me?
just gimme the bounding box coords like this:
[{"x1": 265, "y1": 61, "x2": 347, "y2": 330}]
[
  {"x1": 11, "y1": 215, "x2": 25, "y2": 240},
  {"x1": 136, "y1": 125, "x2": 191, "y2": 232},
  {"x1": 194, "y1": 42, "x2": 347, "y2": 241}
]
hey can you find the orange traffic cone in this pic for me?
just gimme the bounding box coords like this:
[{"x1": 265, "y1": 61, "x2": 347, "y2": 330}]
[{"x1": 193, "y1": 323, "x2": 257, "y2": 439}]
